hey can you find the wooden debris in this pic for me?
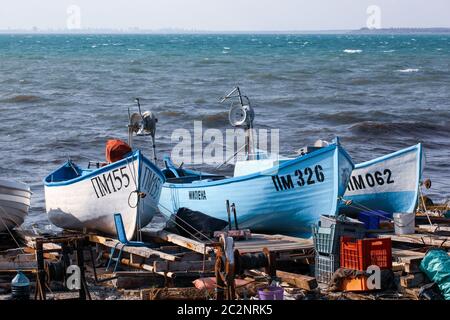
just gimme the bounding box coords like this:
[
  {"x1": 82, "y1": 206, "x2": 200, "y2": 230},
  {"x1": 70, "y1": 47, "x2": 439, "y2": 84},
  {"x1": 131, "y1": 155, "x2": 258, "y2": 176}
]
[
  {"x1": 400, "y1": 273, "x2": 428, "y2": 288},
  {"x1": 89, "y1": 234, "x2": 179, "y2": 261},
  {"x1": 153, "y1": 259, "x2": 215, "y2": 273},
  {"x1": 377, "y1": 233, "x2": 450, "y2": 248},
  {"x1": 141, "y1": 229, "x2": 215, "y2": 255},
  {"x1": 140, "y1": 287, "x2": 210, "y2": 300},
  {"x1": 112, "y1": 271, "x2": 166, "y2": 289},
  {"x1": 214, "y1": 229, "x2": 252, "y2": 240},
  {"x1": 276, "y1": 270, "x2": 317, "y2": 291}
]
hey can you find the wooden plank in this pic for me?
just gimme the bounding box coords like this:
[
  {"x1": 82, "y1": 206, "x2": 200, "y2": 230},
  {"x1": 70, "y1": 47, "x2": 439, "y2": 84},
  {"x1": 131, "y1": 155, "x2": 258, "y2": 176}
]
[
  {"x1": 400, "y1": 273, "x2": 428, "y2": 288},
  {"x1": 142, "y1": 230, "x2": 214, "y2": 255},
  {"x1": 153, "y1": 260, "x2": 215, "y2": 272},
  {"x1": 140, "y1": 287, "x2": 208, "y2": 300},
  {"x1": 276, "y1": 270, "x2": 317, "y2": 291},
  {"x1": 377, "y1": 233, "x2": 450, "y2": 248},
  {"x1": 112, "y1": 271, "x2": 166, "y2": 289},
  {"x1": 89, "y1": 234, "x2": 179, "y2": 261},
  {"x1": 0, "y1": 261, "x2": 37, "y2": 270},
  {"x1": 234, "y1": 234, "x2": 313, "y2": 254}
]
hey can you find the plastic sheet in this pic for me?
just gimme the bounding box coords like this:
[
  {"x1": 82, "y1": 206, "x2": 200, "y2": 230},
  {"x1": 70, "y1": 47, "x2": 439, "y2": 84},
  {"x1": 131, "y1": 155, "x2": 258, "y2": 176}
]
[{"x1": 420, "y1": 249, "x2": 450, "y2": 300}]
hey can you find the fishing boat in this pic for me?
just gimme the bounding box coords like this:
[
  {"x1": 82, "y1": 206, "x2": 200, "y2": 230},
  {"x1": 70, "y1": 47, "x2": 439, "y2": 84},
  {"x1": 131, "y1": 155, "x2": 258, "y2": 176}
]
[
  {"x1": 340, "y1": 144, "x2": 424, "y2": 214},
  {"x1": 158, "y1": 88, "x2": 354, "y2": 236},
  {"x1": 44, "y1": 101, "x2": 165, "y2": 239},
  {"x1": 0, "y1": 179, "x2": 31, "y2": 232}
]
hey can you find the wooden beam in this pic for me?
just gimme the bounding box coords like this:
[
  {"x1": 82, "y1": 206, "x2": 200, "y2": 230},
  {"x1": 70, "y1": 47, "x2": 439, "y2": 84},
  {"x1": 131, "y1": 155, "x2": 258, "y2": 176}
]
[
  {"x1": 89, "y1": 234, "x2": 178, "y2": 261},
  {"x1": 377, "y1": 233, "x2": 450, "y2": 248},
  {"x1": 112, "y1": 271, "x2": 166, "y2": 289},
  {"x1": 140, "y1": 287, "x2": 209, "y2": 300},
  {"x1": 276, "y1": 270, "x2": 318, "y2": 291},
  {"x1": 153, "y1": 260, "x2": 215, "y2": 273},
  {"x1": 143, "y1": 230, "x2": 214, "y2": 255},
  {"x1": 400, "y1": 273, "x2": 428, "y2": 288}
]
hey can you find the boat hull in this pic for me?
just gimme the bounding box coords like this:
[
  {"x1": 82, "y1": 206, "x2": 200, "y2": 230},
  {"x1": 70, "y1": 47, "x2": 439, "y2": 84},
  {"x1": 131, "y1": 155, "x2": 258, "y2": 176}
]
[
  {"x1": 341, "y1": 144, "x2": 423, "y2": 214},
  {"x1": 45, "y1": 151, "x2": 164, "y2": 239},
  {"x1": 0, "y1": 180, "x2": 31, "y2": 232},
  {"x1": 159, "y1": 144, "x2": 354, "y2": 236}
]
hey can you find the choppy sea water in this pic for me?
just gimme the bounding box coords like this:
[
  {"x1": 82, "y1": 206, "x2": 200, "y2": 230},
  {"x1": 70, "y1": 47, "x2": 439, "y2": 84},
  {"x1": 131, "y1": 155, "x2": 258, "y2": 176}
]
[{"x1": 0, "y1": 34, "x2": 449, "y2": 230}]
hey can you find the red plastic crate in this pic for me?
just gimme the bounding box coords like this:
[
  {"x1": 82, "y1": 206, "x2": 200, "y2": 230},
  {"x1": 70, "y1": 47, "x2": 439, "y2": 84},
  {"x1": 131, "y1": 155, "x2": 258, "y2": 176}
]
[{"x1": 340, "y1": 237, "x2": 392, "y2": 271}]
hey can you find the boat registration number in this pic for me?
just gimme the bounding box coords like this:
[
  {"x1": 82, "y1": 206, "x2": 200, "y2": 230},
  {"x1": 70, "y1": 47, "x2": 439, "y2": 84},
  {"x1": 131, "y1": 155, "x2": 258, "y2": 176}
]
[
  {"x1": 91, "y1": 166, "x2": 130, "y2": 198},
  {"x1": 272, "y1": 165, "x2": 325, "y2": 192}
]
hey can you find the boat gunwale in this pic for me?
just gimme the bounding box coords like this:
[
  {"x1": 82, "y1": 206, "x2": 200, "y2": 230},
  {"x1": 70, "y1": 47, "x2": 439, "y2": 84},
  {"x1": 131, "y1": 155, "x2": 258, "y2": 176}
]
[
  {"x1": 163, "y1": 142, "x2": 354, "y2": 189},
  {"x1": 353, "y1": 143, "x2": 422, "y2": 170},
  {"x1": 44, "y1": 150, "x2": 165, "y2": 187}
]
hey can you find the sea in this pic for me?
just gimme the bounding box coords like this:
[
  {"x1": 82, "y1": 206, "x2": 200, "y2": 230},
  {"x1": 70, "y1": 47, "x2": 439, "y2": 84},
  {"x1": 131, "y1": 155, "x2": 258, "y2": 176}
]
[{"x1": 0, "y1": 33, "x2": 449, "y2": 230}]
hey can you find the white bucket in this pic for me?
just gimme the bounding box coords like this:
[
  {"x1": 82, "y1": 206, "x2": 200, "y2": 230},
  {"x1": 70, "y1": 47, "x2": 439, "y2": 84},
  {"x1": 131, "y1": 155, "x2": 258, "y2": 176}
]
[{"x1": 393, "y1": 212, "x2": 415, "y2": 235}]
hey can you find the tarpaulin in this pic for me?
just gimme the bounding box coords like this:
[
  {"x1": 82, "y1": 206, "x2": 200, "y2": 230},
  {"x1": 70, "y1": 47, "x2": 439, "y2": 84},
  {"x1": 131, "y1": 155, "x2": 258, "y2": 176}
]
[{"x1": 420, "y1": 249, "x2": 450, "y2": 300}]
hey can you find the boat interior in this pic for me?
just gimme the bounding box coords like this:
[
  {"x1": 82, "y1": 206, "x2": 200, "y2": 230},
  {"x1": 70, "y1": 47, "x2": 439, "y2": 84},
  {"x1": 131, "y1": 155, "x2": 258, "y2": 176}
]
[
  {"x1": 45, "y1": 161, "x2": 87, "y2": 183},
  {"x1": 162, "y1": 157, "x2": 227, "y2": 184}
]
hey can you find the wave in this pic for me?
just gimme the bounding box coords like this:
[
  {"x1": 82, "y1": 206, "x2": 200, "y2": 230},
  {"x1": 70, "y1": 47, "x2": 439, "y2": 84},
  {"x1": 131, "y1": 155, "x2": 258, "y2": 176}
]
[
  {"x1": 201, "y1": 112, "x2": 228, "y2": 127},
  {"x1": 1, "y1": 95, "x2": 42, "y2": 103},
  {"x1": 318, "y1": 111, "x2": 392, "y2": 125},
  {"x1": 160, "y1": 110, "x2": 186, "y2": 117},
  {"x1": 350, "y1": 121, "x2": 450, "y2": 137},
  {"x1": 343, "y1": 49, "x2": 362, "y2": 54},
  {"x1": 397, "y1": 68, "x2": 419, "y2": 73}
]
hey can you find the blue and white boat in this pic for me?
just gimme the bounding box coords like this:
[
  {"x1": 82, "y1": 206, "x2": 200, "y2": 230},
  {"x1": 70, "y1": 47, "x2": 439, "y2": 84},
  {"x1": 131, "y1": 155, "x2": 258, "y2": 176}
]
[
  {"x1": 340, "y1": 144, "x2": 424, "y2": 215},
  {"x1": 45, "y1": 150, "x2": 165, "y2": 239},
  {"x1": 159, "y1": 141, "x2": 354, "y2": 236}
]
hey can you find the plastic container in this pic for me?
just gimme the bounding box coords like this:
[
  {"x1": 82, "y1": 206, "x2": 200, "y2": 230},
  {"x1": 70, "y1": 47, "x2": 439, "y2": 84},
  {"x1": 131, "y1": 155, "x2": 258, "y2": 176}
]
[
  {"x1": 340, "y1": 237, "x2": 392, "y2": 271},
  {"x1": 11, "y1": 271, "x2": 30, "y2": 300},
  {"x1": 393, "y1": 212, "x2": 415, "y2": 235},
  {"x1": 258, "y1": 286, "x2": 284, "y2": 300},
  {"x1": 313, "y1": 224, "x2": 338, "y2": 255},
  {"x1": 313, "y1": 218, "x2": 366, "y2": 255},
  {"x1": 358, "y1": 211, "x2": 392, "y2": 230},
  {"x1": 340, "y1": 275, "x2": 372, "y2": 292},
  {"x1": 314, "y1": 253, "x2": 339, "y2": 284},
  {"x1": 319, "y1": 215, "x2": 366, "y2": 237}
]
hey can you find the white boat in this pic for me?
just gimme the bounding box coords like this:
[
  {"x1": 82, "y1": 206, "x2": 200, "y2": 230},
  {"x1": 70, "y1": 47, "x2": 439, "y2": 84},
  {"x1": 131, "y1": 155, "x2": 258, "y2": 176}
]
[
  {"x1": 0, "y1": 179, "x2": 31, "y2": 232},
  {"x1": 44, "y1": 150, "x2": 165, "y2": 239},
  {"x1": 341, "y1": 144, "x2": 424, "y2": 214}
]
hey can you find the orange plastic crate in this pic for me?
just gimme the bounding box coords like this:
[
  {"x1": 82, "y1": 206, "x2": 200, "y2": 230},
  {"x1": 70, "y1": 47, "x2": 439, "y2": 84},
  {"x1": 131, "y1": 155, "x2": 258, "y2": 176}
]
[
  {"x1": 341, "y1": 275, "x2": 372, "y2": 292},
  {"x1": 340, "y1": 237, "x2": 392, "y2": 271}
]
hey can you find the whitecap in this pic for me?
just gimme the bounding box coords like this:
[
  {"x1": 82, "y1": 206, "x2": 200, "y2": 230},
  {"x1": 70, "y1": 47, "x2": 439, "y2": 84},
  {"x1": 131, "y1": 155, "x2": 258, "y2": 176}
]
[
  {"x1": 343, "y1": 49, "x2": 362, "y2": 54},
  {"x1": 127, "y1": 48, "x2": 141, "y2": 51},
  {"x1": 91, "y1": 45, "x2": 97, "y2": 48},
  {"x1": 223, "y1": 47, "x2": 230, "y2": 50},
  {"x1": 397, "y1": 68, "x2": 419, "y2": 73},
  {"x1": 383, "y1": 50, "x2": 396, "y2": 53}
]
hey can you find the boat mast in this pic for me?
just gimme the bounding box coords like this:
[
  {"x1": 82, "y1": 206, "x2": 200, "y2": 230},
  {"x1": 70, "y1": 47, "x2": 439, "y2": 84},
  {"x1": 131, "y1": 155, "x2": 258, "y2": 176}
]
[{"x1": 221, "y1": 87, "x2": 255, "y2": 161}]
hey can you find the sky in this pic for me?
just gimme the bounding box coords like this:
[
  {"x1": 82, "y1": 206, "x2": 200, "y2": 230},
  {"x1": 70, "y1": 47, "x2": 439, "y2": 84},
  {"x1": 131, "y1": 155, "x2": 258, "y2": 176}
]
[{"x1": 0, "y1": 0, "x2": 449, "y2": 31}]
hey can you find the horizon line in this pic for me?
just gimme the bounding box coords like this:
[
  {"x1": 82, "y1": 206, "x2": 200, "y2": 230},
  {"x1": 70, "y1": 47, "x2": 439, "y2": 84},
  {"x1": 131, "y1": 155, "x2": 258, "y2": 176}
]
[{"x1": 1, "y1": 27, "x2": 450, "y2": 35}]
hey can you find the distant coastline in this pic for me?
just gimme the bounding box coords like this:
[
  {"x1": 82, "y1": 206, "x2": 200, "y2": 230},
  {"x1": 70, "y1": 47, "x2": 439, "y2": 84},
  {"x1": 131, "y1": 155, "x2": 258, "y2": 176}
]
[
  {"x1": 0, "y1": 27, "x2": 450, "y2": 35},
  {"x1": 350, "y1": 27, "x2": 450, "y2": 34}
]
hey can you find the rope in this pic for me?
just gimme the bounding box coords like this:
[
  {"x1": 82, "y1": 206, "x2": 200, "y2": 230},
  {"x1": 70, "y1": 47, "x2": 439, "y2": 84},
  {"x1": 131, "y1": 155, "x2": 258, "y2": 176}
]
[
  {"x1": 0, "y1": 206, "x2": 26, "y2": 255},
  {"x1": 125, "y1": 155, "x2": 142, "y2": 241},
  {"x1": 157, "y1": 202, "x2": 215, "y2": 244}
]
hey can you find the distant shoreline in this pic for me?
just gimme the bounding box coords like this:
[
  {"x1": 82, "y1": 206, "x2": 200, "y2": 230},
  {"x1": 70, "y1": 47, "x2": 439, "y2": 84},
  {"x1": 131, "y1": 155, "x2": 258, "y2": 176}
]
[{"x1": 0, "y1": 28, "x2": 450, "y2": 35}]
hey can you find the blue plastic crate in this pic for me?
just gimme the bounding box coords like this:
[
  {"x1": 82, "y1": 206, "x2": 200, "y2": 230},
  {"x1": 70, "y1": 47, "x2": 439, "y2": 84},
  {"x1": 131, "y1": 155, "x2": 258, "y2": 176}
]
[
  {"x1": 358, "y1": 210, "x2": 392, "y2": 230},
  {"x1": 314, "y1": 253, "x2": 339, "y2": 284},
  {"x1": 313, "y1": 224, "x2": 338, "y2": 255}
]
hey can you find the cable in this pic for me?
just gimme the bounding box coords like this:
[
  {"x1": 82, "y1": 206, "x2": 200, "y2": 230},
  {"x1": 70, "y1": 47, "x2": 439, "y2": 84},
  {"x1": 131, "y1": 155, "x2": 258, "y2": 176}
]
[{"x1": 0, "y1": 206, "x2": 25, "y2": 255}]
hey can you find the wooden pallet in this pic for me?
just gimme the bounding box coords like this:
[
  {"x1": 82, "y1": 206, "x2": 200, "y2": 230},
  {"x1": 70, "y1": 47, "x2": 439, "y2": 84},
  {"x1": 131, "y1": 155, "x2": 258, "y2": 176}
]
[{"x1": 234, "y1": 234, "x2": 314, "y2": 261}]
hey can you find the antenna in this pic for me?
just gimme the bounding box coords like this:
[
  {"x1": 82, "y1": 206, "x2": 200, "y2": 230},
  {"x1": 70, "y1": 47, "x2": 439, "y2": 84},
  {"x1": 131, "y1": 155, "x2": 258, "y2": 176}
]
[
  {"x1": 220, "y1": 87, "x2": 255, "y2": 160},
  {"x1": 127, "y1": 98, "x2": 158, "y2": 163}
]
